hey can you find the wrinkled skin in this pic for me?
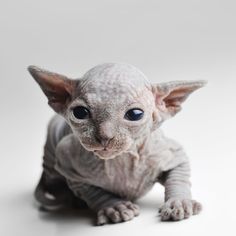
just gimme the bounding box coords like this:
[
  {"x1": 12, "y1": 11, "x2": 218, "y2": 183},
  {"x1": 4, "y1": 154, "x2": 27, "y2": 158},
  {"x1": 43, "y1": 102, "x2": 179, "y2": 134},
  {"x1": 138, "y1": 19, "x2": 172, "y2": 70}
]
[{"x1": 28, "y1": 63, "x2": 206, "y2": 225}]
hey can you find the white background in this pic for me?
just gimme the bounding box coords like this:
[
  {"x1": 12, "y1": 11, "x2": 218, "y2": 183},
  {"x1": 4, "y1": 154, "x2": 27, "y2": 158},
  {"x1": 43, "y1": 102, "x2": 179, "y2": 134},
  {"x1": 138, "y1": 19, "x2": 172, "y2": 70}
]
[{"x1": 0, "y1": 0, "x2": 236, "y2": 235}]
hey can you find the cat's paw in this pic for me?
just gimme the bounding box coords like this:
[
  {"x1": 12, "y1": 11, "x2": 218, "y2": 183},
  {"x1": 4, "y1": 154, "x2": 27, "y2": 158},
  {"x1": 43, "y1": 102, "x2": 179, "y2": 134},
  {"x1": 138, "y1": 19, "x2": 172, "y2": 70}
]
[
  {"x1": 97, "y1": 201, "x2": 140, "y2": 225},
  {"x1": 159, "y1": 198, "x2": 202, "y2": 221}
]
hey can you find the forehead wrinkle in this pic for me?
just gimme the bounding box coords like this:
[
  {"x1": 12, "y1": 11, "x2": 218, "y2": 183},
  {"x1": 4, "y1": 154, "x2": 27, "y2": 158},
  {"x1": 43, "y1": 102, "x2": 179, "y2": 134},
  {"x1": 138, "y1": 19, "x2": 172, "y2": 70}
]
[
  {"x1": 80, "y1": 80, "x2": 143, "y2": 98},
  {"x1": 76, "y1": 63, "x2": 153, "y2": 108},
  {"x1": 79, "y1": 82, "x2": 151, "y2": 109},
  {"x1": 80, "y1": 63, "x2": 151, "y2": 89}
]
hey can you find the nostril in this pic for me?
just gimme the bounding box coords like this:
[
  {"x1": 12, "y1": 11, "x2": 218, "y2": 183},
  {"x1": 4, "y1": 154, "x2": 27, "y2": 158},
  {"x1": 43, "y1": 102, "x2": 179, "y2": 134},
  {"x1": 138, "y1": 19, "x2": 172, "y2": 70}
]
[
  {"x1": 95, "y1": 135, "x2": 113, "y2": 148},
  {"x1": 101, "y1": 139, "x2": 110, "y2": 148},
  {"x1": 95, "y1": 135, "x2": 102, "y2": 144}
]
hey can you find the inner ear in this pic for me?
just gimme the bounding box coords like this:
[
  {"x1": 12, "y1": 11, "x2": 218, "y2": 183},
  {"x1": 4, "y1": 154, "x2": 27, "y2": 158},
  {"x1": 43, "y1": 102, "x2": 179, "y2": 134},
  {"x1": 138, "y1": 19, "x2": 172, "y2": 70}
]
[
  {"x1": 163, "y1": 86, "x2": 196, "y2": 108},
  {"x1": 28, "y1": 66, "x2": 77, "y2": 113},
  {"x1": 153, "y1": 80, "x2": 206, "y2": 116}
]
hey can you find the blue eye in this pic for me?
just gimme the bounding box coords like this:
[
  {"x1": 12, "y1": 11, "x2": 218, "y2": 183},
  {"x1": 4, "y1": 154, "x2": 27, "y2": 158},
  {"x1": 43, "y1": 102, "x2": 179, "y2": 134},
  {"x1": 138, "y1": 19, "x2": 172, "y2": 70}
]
[
  {"x1": 125, "y1": 108, "x2": 144, "y2": 121},
  {"x1": 73, "y1": 106, "x2": 90, "y2": 119}
]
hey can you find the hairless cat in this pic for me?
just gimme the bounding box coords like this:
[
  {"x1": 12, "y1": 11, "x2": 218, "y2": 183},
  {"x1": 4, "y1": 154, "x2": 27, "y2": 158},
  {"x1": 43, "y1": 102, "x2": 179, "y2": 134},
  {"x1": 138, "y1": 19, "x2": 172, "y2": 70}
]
[{"x1": 28, "y1": 63, "x2": 206, "y2": 225}]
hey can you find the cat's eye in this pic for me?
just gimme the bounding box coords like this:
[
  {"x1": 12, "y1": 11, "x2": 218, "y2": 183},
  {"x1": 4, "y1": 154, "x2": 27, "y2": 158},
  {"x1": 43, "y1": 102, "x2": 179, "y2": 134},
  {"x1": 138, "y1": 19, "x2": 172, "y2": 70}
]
[
  {"x1": 124, "y1": 108, "x2": 144, "y2": 121},
  {"x1": 72, "y1": 106, "x2": 90, "y2": 119}
]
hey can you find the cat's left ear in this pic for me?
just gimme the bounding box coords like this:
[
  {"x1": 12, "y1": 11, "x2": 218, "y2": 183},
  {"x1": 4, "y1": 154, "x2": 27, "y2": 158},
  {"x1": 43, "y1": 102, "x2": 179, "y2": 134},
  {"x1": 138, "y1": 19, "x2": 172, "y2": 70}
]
[
  {"x1": 152, "y1": 80, "x2": 207, "y2": 118},
  {"x1": 28, "y1": 66, "x2": 78, "y2": 113}
]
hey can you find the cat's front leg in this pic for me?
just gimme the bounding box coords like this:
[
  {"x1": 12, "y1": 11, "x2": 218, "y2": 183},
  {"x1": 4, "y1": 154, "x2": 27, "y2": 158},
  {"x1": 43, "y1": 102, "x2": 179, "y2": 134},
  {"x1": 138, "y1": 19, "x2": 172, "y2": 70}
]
[
  {"x1": 158, "y1": 162, "x2": 202, "y2": 221},
  {"x1": 67, "y1": 181, "x2": 139, "y2": 225}
]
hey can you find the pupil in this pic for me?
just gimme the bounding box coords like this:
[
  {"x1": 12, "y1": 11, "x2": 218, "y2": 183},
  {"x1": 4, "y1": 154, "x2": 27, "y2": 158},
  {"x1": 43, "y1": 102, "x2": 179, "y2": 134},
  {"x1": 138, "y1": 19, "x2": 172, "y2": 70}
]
[
  {"x1": 125, "y1": 109, "x2": 144, "y2": 121},
  {"x1": 73, "y1": 106, "x2": 90, "y2": 119}
]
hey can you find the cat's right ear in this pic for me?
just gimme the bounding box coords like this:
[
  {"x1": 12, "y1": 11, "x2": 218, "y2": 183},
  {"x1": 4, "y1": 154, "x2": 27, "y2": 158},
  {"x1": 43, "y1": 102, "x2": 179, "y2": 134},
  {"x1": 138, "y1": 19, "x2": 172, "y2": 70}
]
[{"x1": 28, "y1": 66, "x2": 78, "y2": 113}]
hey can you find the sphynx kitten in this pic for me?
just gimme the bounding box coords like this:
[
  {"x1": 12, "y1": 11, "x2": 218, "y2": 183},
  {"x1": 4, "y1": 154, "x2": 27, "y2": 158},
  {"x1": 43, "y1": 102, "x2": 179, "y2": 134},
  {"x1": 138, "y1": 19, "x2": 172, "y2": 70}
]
[{"x1": 28, "y1": 63, "x2": 205, "y2": 225}]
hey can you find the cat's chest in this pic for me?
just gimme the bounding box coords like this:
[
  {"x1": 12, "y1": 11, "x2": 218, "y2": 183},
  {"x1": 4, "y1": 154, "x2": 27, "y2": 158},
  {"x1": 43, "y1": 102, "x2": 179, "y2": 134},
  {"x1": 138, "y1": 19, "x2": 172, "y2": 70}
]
[{"x1": 77, "y1": 151, "x2": 161, "y2": 200}]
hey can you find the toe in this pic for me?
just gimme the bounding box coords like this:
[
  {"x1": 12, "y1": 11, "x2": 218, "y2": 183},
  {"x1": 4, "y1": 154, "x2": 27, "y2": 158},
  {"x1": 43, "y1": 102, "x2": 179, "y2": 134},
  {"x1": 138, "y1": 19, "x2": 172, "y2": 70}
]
[
  {"x1": 170, "y1": 200, "x2": 184, "y2": 220},
  {"x1": 192, "y1": 200, "x2": 202, "y2": 215},
  {"x1": 97, "y1": 214, "x2": 109, "y2": 225},
  {"x1": 125, "y1": 202, "x2": 140, "y2": 216},
  {"x1": 160, "y1": 207, "x2": 172, "y2": 221},
  {"x1": 97, "y1": 210, "x2": 109, "y2": 225},
  {"x1": 182, "y1": 200, "x2": 193, "y2": 219},
  {"x1": 115, "y1": 203, "x2": 135, "y2": 221},
  {"x1": 120, "y1": 209, "x2": 135, "y2": 221},
  {"x1": 105, "y1": 207, "x2": 122, "y2": 223},
  {"x1": 171, "y1": 207, "x2": 185, "y2": 220}
]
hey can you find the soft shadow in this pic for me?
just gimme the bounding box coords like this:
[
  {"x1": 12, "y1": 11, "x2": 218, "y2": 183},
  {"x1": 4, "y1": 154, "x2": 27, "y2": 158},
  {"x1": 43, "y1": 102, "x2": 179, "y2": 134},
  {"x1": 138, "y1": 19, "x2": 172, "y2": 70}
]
[
  {"x1": 37, "y1": 206, "x2": 95, "y2": 225},
  {"x1": 11, "y1": 190, "x2": 95, "y2": 226},
  {"x1": 11, "y1": 189, "x2": 170, "y2": 226},
  {"x1": 35, "y1": 197, "x2": 96, "y2": 226}
]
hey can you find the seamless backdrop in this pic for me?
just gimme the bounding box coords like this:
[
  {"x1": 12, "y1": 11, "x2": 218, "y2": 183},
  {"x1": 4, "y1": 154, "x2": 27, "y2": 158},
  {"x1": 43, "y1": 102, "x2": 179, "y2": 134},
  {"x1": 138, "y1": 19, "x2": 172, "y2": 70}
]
[{"x1": 0, "y1": 0, "x2": 236, "y2": 235}]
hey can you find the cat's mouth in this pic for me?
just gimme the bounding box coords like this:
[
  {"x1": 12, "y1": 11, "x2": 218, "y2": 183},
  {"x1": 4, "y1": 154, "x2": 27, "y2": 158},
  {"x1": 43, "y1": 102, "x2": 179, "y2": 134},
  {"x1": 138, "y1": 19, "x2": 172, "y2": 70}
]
[
  {"x1": 81, "y1": 138, "x2": 132, "y2": 159},
  {"x1": 93, "y1": 148, "x2": 119, "y2": 159}
]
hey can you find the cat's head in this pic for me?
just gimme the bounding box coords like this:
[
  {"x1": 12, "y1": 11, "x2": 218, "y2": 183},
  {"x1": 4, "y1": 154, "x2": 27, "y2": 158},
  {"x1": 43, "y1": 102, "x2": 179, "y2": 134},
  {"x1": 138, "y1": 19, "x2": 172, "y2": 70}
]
[{"x1": 28, "y1": 63, "x2": 206, "y2": 159}]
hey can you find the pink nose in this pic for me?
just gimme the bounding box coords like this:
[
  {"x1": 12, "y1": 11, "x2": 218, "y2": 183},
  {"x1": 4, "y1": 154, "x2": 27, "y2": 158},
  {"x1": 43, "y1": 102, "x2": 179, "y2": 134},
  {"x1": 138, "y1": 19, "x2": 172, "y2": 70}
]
[
  {"x1": 100, "y1": 138, "x2": 111, "y2": 148},
  {"x1": 95, "y1": 135, "x2": 114, "y2": 148},
  {"x1": 96, "y1": 121, "x2": 115, "y2": 148}
]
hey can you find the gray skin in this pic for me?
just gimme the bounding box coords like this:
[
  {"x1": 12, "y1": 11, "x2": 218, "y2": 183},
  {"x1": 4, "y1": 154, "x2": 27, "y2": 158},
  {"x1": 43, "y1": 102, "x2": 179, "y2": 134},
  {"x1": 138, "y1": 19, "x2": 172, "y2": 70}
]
[{"x1": 28, "y1": 63, "x2": 205, "y2": 225}]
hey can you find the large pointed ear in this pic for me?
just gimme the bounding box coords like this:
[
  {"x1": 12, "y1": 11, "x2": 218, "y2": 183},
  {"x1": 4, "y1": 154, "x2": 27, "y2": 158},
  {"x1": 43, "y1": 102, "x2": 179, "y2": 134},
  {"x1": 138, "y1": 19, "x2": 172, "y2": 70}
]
[
  {"x1": 152, "y1": 80, "x2": 207, "y2": 118},
  {"x1": 28, "y1": 66, "x2": 78, "y2": 113}
]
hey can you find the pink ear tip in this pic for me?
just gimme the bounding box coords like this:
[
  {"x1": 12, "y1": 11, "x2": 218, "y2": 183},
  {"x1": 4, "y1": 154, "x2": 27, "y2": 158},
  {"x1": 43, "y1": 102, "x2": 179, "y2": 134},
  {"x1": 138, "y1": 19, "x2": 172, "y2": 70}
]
[
  {"x1": 197, "y1": 80, "x2": 208, "y2": 87},
  {"x1": 186, "y1": 80, "x2": 207, "y2": 89},
  {"x1": 27, "y1": 65, "x2": 41, "y2": 74}
]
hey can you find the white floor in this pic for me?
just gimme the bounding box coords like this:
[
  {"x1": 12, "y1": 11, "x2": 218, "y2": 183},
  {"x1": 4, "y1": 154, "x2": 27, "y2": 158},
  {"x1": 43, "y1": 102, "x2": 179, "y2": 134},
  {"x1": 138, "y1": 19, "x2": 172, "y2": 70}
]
[{"x1": 1, "y1": 0, "x2": 236, "y2": 235}]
